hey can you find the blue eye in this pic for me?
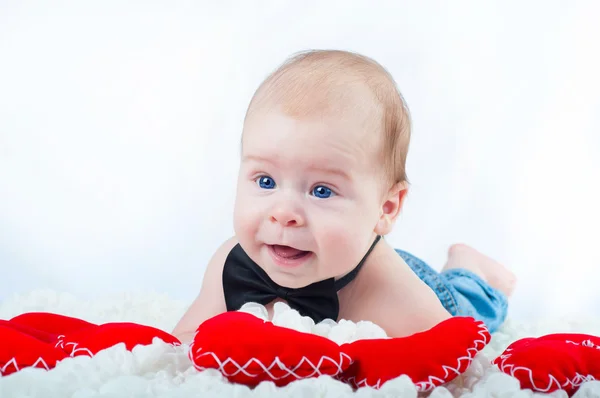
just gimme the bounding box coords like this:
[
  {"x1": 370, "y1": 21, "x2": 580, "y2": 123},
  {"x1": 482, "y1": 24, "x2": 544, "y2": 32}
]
[
  {"x1": 256, "y1": 176, "x2": 276, "y2": 189},
  {"x1": 312, "y1": 185, "x2": 334, "y2": 199}
]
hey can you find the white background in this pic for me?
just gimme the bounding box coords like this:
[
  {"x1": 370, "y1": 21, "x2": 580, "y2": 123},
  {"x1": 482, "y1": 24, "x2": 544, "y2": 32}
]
[{"x1": 1, "y1": 1, "x2": 599, "y2": 322}]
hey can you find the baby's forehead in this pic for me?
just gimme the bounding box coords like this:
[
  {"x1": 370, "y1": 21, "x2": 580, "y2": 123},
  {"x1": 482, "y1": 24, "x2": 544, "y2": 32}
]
[
  {"x1": 242, "y1": 109, "x2": 385, "y2": 176},
  {"x1": 245, "y1": 82, "x2": 385, "y2": 161},
  {"x1": 244, "y1": 100, "x2": 381, "y2": 145}
]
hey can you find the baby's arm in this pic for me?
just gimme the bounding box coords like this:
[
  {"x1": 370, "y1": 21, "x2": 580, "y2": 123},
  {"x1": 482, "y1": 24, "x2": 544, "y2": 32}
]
[{"x1": 171, "y1": 237, "x2": 238, "y2": 344}]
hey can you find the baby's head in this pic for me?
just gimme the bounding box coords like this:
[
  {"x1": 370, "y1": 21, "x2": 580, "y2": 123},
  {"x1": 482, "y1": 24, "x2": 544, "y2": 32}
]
[{"x1": 233, "y1": 50, "x2": 411, "y2": 288}]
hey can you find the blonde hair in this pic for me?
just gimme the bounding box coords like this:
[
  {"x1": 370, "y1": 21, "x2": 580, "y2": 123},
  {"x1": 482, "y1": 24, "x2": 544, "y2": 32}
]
[{"x1": 244, "y1": 49, "x2": 411, "y2": 187}]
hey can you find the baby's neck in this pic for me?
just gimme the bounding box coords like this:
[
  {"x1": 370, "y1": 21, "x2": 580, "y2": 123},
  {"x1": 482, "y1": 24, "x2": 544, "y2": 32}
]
[
  {"x1": 363, "y1": 236, "x2": 402, "y2": 271},
  {"x1": 335, "y1": 235, "x2": 401, "y2": 288}
]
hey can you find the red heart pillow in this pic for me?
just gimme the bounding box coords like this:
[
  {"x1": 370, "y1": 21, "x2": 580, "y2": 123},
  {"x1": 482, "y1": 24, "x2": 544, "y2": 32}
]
[
  {"x1": 2, "y1": 318, "x2": 60, "y2": 345},
  {"x1": 10, "y1": 312, "x2": 97, "y2": 339},
  {"x1": 493, "y1": 333, "x2": 600, "y2": 396},
  {"x1": 189, "y1": 311, "x2": 352, "y2": 387},
  {"x1": 2, "y1": 311, "x2": 180, "y2": 377},
  {"x1": 339, "y1": 317, "x2": 491, "y2": 391},
  {"x1": 0, "y1": 322, "x2": 67, "y2": 376},
  {"x1": 57, "y1": 322, "x2": 181, "y2": 357}
]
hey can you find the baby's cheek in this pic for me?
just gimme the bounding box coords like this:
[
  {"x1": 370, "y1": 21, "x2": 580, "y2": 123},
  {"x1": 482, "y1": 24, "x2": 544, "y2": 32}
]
[
  {"x1": 317, "y1": 224, "x2": 365, "y2": 274},
  {"x1": 233, "y1": 201, "x2": 257, "y2": 238}
]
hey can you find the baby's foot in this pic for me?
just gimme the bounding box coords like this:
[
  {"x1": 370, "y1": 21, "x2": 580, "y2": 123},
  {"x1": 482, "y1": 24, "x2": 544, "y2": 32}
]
[{"x1": 442, "y1": 244, "x2": 517, "y2": 297}]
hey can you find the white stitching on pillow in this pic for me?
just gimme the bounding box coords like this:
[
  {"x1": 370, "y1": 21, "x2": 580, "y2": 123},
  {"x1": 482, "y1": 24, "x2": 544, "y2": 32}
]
[
  {"x1": 188, "y1": 342, "x2": 352, "y2": 381},
  {"x1": 1, "y1": 356, "x2": 50, "y2": 375}
]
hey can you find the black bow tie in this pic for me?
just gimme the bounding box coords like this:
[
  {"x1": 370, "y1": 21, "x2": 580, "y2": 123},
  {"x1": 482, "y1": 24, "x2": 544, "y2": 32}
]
[{"x1": 221, "y1": 236, "x2": 381, "y2": 323}]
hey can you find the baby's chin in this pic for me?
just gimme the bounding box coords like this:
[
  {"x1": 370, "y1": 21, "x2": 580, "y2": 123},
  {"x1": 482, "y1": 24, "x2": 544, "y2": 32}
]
[
  {"x1": 264, "y1": 265, "x2": 319, "y2": 289},
  {"x1": 275, "y1": 276, "x2": 315, "y2": 289},
  {"x1": 260, "y1": 256, "x2": 326, "y2": 289}
]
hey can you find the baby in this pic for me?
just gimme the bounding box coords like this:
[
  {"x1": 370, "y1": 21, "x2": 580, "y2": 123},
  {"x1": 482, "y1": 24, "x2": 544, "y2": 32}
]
[{"x1": 172, "y1": 50, "x2": 516, "y2": 344}]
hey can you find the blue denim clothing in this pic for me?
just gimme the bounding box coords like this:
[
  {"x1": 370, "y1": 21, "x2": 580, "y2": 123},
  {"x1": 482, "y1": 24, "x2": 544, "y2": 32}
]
[{"x1": 395, "y1": 249, "x2": 508, "y2": 333}]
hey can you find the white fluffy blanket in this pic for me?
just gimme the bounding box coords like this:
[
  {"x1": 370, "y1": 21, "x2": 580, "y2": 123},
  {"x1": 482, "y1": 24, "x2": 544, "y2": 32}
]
[{"x1": 1, "y1": 290, "x2": 599, "y2": 398}]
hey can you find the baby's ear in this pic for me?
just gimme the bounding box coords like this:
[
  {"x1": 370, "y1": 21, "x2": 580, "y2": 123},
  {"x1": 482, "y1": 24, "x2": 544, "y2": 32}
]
[{"x1": 375, "y1": 181, "x2": 408, "y2": 235}]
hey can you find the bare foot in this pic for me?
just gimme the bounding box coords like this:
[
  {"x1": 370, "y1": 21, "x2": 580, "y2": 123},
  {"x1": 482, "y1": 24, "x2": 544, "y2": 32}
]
[{"x1": 442, "y1": 244, "x2": 517, "y2": 297}]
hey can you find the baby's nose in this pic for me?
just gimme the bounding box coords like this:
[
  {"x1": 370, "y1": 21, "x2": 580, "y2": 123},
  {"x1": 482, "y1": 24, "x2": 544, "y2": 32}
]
[{"x1": 269, "y1": 207, "x2": 304, "y2": 227}]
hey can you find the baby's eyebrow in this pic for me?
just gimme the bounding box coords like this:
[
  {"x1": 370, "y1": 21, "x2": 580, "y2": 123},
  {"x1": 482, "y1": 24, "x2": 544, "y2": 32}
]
[
  {"x1": 307, "y1": 165, "x2": 351, "y2": 180},
  {"x1": 241, "y1": 154, "x2": 276, "y2": 167},
  {"x1": 242, "y1": 154, "x2": 271, "y2": 163},
  {"x1": 242, "y1": 154, "x2": 351, "y2": 180}
]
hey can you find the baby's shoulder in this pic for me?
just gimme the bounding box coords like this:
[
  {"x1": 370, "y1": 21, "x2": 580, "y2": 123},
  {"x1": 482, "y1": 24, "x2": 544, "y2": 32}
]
[
  {"x1": 343, "y1": 253, "x2": 451, "y2": 336},
  {"x1": 345, "y1": 250, "x2": 435, "y2": 310},
  {"x1": 206, "y1": 236, "x2": 239, "y2": 273}
]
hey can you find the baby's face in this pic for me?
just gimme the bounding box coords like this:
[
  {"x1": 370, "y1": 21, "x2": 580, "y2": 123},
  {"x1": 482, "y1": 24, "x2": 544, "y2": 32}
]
[{"x1": 233, "y1": 108, "x2": 387, "y2": 288}]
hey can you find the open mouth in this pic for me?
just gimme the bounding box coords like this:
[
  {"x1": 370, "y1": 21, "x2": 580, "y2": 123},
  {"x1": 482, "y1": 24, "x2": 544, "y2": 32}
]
[{"x1": 268, "y1": 244, "x2": 312, "y2": 265}]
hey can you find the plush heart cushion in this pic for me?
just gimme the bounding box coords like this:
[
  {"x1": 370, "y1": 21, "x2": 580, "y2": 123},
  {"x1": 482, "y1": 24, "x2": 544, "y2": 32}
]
[
  {"x1": 339, "y1": 316, "x2": 491, "y2": 391},
  {"x1": 10, "y1": 312, "x2": 97, "y2": 339},
  {"x1": 0, "y1": 322, "x2": 67, "y2": 376},
  {"x1": 189, "y1": 311, "x2": 352, "y2": 387},
  {"x1": 58, "y1": 322, "x2": 181, "y2": 357},
  {"x1": 2, "y1": 318, "x2": 60, "y2": 345},
  {"x1": 493, "y1": 333, "x2": 600, "y2": 395},
  {"x1": 1, "y1": 312, "x2": 181, "y2": 376}
]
